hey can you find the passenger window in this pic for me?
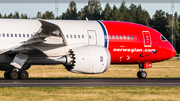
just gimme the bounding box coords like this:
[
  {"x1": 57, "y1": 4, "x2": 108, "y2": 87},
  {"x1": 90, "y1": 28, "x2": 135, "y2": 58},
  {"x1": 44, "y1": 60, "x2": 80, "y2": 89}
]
[
  {"x1": 120, "y1": 35, "x2": 122, "y2": 39},
  {"x1": 3, "y1": 34, "x2": 5, "y2": 37},
  {"x1": 127, "y1": 35, "x2": 130, "y2": 39},
  {"x1": 19, "y1": 34, "x2": 21, "y2": 37},
  {"x1": 124, "y1": 35, "x2": 126, "y2": 39},
  {"x1": 7, "y1": 34, "x2": 9, "y2": 37},
  {"x1": 82, "y1": 35, "x2": 84, "y2": 38},
  {"x1": 116, "y1": 35, "x2": 118, "y2": 39},
  {"x1": 78, "y1": 35, "x2": 80, "y2": 38},
  {"x1": 74, "y1": 35, "x2": 76, "y2": 38},
  {"x1": 89, "y1": 35, "x2": 91, "y2": 39},
  {"x1": 15, "y1": 34, "x2": 17, "y2": 37},
  {"x1": 112, "y1": 35, "x2": 115, "y2": 39},
  {"x1": 11, "y1": 34, "x2": 13, "y2": 37},
  {"x1": 23, "y1": 34, "x2": 25, "y2": 37},
  {"x1": 27, "y1": 34, "x2": 29, "y2": 38},
  {"x1": 109, "y1": 35, "x2": 111, "y2": 39},
  {"x1": 0, "y1": 34, "x2": 1, "y2": 37},
  {"x1": 131, "y1": 36, "x2": 134, "y2": 39},
  {"x1": 66, "y1": 35, "x2": 68, "y2": 38},
  {"x1": 31, "y1": 34, "x2": 33, "y2": 37},
  {"x1": 70, "y1": 35, "x2": 72, "y2": 38}
]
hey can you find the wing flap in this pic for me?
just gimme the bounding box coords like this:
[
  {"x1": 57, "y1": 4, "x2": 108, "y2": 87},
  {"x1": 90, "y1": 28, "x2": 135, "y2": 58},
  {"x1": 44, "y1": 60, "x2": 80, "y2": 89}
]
[{"x1": 8, "y1": 19, "x2": 67, "y2": 56}]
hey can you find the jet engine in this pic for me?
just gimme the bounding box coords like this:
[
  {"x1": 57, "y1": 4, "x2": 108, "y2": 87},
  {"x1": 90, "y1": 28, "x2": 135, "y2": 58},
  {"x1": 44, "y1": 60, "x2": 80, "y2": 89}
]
[{"x1": 64, "y1": 45, "x2": 111, "y2": 74}]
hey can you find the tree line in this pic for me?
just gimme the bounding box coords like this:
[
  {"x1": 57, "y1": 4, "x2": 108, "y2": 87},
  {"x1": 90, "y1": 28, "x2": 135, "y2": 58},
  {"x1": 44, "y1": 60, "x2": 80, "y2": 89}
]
[{"x1": 0, "y1": 1, "x2": 179, "y2": 53}]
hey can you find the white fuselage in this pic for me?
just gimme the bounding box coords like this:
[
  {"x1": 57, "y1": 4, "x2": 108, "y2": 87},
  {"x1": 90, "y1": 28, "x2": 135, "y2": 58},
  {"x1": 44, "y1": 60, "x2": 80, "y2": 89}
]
[{"x1": 0, "y1": 19, "x2": 106, "y2": 64}]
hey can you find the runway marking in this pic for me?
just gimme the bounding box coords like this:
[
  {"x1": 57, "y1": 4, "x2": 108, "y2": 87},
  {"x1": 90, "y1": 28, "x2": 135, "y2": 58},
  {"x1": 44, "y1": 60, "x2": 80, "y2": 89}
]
[{"x1": 0, "y1": 83, "x2": 180, "y2": 85}]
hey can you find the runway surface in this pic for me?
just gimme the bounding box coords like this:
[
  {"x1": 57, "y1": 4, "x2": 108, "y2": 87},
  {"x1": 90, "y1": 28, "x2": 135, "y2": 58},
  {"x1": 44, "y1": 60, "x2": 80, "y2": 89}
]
[{"x1": 0, "y1": 78, "x2": 180, "y2": 87}]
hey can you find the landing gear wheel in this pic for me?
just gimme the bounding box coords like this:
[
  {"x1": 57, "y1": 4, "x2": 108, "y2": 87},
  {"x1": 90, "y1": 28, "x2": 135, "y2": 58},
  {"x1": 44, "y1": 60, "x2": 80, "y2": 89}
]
[
  {"x1": 137, "y1": 71, "x2": 142, "y2": 78},
  {"x1": 4, "y1": 71, "x2": 10, "y2": 79},
  {"x1": 10, "y1": 70, "x2": 19, "y2": 80},
  {"x1": 137, "y1": 71, "x2": 147, "y2": 79},
  {"x1": 19, "y1": 70, "x2": 28, "y2": 79},
  {"x1": 140, "y1": 71, "x2": 147, "y2": 79}
]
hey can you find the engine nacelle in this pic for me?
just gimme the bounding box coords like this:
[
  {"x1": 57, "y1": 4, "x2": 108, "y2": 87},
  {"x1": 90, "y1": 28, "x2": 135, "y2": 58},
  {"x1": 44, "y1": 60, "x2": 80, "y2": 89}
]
[{"x1": 65, "y1": 45, "x2": 111, "y2": 74}]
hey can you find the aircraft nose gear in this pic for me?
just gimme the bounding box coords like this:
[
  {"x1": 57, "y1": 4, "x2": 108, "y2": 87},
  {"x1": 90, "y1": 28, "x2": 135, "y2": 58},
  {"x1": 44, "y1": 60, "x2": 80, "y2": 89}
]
[
  {"x1": 137, "y1": 63, "x2": 148, "y2": 79},
  {"x1": 137, "y1": 71, "x2": 147, "y2": 79}
]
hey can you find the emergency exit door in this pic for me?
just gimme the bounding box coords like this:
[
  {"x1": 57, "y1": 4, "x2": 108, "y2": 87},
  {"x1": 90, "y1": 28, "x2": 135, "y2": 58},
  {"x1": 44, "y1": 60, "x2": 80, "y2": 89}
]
[
  {"x1": 88, "y1": 30, "x2": 97, "y2": 45},
  {"x1": 142, "y1": 31, "x2": 152, "y2": 47}
]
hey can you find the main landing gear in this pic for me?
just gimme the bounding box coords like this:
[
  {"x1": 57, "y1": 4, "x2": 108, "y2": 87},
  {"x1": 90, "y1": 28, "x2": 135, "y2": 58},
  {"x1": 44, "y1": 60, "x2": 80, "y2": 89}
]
[
  {"x1": 137, "y1": 63, "x2": 147, "y2": 79},
  {"x1": 4, "y1": 70, "x2": 28, "y2": 80}
]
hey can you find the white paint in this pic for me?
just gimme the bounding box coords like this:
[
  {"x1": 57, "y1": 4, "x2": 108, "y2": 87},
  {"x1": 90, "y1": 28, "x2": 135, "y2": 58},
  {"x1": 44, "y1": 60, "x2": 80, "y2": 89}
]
[
  {"x1": 70, "y1": 45, "x2": 110, "y2": 74},
  {"x1": 10, "y1": 53, "x2": 28, "y2": 69}
]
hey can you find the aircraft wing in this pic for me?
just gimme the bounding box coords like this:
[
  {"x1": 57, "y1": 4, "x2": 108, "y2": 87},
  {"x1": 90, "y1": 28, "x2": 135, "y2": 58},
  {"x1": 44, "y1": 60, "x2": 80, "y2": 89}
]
[{"x1": 10, "y1": 19, "x2": 67, "y2": 55}]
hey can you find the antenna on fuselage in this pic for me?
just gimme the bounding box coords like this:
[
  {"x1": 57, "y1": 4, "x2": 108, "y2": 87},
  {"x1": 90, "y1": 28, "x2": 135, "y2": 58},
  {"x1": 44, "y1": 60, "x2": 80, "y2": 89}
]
[{"x1": 86, "y1": 17, "x2": 89, "y2": 21}]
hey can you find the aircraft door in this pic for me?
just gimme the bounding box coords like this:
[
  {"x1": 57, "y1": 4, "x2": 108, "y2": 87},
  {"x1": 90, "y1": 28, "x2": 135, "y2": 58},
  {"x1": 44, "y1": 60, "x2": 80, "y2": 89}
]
[
  {"x1": 142, "y1": 31, "x2": 152, "y2": 47},
  {"x1": 88, "y1": 30, "x2": 97, "y2": 45}
]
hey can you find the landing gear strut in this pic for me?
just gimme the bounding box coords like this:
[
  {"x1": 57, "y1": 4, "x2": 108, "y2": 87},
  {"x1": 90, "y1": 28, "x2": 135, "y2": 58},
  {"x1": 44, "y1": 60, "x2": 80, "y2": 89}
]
[
  {"x1": 4, "y1": 70, "x2": 29, "y2": 80},
  {"x1": 137, "y1": 63, "x2": 147, "y2": 79}
]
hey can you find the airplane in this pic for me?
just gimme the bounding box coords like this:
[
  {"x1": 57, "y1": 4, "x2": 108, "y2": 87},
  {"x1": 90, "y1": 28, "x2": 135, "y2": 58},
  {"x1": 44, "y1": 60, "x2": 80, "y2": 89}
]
[{"x1": 0, "y1": 19, "x2": 176, "y2": 80}]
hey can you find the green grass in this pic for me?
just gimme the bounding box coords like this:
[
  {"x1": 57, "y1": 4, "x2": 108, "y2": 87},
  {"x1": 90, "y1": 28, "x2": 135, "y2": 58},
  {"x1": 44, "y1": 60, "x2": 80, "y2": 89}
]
[
  {"x1": 26, "y1": 59, "x2": 179, "y2": 78},
  {"x1": 0, "y1": 59, "x2": 179, "y2": 78},
  {"x1": 0, "y1": 60, "x2": 179, "y2": 101},
  {"x1": 0, "y1": 87, "x2": 179, "y2": 101}
]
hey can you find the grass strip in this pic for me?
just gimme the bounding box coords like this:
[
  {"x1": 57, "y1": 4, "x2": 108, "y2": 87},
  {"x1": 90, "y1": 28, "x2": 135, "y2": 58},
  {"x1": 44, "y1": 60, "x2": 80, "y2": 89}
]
[{"x1": 0, "y1": 87, "x2": 179, "y2": 101}]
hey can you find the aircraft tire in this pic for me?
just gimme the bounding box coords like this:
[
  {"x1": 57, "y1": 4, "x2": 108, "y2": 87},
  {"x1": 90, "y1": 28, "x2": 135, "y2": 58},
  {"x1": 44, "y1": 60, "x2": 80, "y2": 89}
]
[
  {"x1": 10, "y1": 70, "x2": 19, "y2": 80},
  {"x1": 4, "y1": 71, "x2": 10, "y2": 79},
  {"x1": 19, "y1": 70, "x2": 28, "y2": 79},
  {"x1": 140, "y1": 71, "x2": 147, "y2": 79},
  {"x1": 137, "y1": 71, "x2": 142, "y2": 78},
  {"x1": 137, "y1": 71, "x2": 147, "y2": 79}
]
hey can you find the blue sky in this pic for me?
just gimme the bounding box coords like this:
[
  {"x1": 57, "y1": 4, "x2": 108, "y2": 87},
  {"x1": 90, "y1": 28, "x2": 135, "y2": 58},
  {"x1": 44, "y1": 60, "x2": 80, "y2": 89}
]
[{"x1": 0, "y1": 2, "x2": 179, "y2": 18}]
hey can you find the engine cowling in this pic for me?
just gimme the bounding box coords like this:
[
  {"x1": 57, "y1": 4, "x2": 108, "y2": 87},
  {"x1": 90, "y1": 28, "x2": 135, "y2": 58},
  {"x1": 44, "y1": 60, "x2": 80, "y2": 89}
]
[{"x1": 65, "y1": 45, "x2": 111, "y2": 74}]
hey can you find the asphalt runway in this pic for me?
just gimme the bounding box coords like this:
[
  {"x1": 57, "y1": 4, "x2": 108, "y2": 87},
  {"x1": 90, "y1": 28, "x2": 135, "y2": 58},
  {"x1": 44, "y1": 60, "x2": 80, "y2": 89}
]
[{"x1": 0, "y1": 78, "x2": 180, "y2": 87}]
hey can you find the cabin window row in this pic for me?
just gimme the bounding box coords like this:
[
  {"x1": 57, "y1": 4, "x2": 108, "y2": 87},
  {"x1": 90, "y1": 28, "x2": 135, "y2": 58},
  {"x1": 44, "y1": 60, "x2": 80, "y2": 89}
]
[
  {"x1": 109, "y1": 35, "x2": 134, "y2": 40},
  {"x1": 0, "y1": 33, "x2": 33, "y2": 38},
  {"x1": 66, "y1": 35, "x2": 85, "y2": 39}
]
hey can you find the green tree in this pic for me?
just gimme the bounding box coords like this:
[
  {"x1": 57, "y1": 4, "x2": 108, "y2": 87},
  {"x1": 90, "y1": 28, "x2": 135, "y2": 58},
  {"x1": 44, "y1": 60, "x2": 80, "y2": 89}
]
[
  {"x1": 42, "y1": 11, "x2": 54, "y2": 19},
  {"x1": 173, "y1": 12, "x2": 180, "y2": 53},
  {"x1": 77, "y1": 11, "x2": 83, "y2": 20},
  {"x1": 176, "y1": 15, "x2": 180, "y2": 53},
  {"x1": 128, "y1": 4, "x2": 137, "y2": 22},
  {"x1": 81, "y1": 0, "x2": 102, "y2": 20},
  {"x1": 151, "y1": 10, "x2": 169, "y2": 40},
  {"x1": 0, "y1": 13, "x2": 2, "y2": 18},
  {"x1": 36, "y1": 12, "x2": 42, "y2": 19},
  {"x1": 61, "y1": 1, "x2": 78, "y2": 20},
  {"x1": 8, "y1": 13, "x2": 13, "y2": 18},
  {"x1": 21, "y1": 13, "x2": 28, "y2": 19},
  {"x1": 101, "y1": 3, "x2": 111, "y2": 20},
  {"x1": 109, "y1": 5, "x2": 119, "y2": 21},
  {"x1": 3, "y1": 14, "x2": 7, "y2": 18},
  {"x1": 119, "y1": 1, "x2": 128, "y2": 21},
  {"x1": 14, "y1": 11, "x2": 20, "y2": 19}
]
